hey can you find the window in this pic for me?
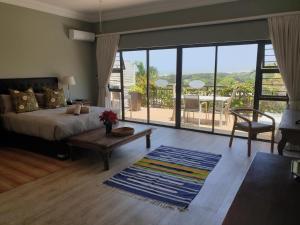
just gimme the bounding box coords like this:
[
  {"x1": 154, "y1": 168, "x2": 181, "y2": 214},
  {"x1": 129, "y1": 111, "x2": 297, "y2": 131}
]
[
  {"x1": 263, "y1": 44, "x2": 278, "y2": 68},
  {"x1": 262, "y1": 73, "x2": 286, "y2": 96},
  {"x1": 108, "y1": 52, "x2": 123, "y2": 116},
  {"x1": 110, "y1": 41, "x2": 288, "y2": 140},
  {"x1": 109, "y1": 52, "x2": 123, "y2": 90},
  {"x1": 257, "y1": 43, "x2": 288, "y2": 140},
  {"x1": 260, "y1": 44, "x2": 287, "y2": 98}
]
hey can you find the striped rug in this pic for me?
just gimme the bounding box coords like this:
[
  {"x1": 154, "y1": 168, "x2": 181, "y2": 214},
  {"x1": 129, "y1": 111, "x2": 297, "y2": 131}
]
[
  {"x1": 0, "y1": 148, "x2": 72, "y2": 194},
  {"x1": 104, "y1": 145, "x2": 221, "y2": 209}
]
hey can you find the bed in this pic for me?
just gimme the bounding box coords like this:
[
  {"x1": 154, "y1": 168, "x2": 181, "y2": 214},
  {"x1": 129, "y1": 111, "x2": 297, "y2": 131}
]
[
  {"x1": 0, "y1": 77, "x2": 108, "y2": 157},
  {"x1": 1, "y1": 106, "x2": 106, "y2": 141}
]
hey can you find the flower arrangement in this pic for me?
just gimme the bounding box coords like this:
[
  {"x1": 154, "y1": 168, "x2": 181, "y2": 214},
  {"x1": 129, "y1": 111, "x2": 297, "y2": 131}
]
[
  {"x1": 99, "y1": 110, "x2": 118, "y2": 135},
  {"x1": 100, "y1": 110, "x2": 118, "y2": 124}
]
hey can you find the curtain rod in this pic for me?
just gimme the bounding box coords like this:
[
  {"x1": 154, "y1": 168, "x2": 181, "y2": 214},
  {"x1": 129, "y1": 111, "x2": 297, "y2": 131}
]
[{"x1": 95, "y1": 10, "x2": 300, "y2": 37}]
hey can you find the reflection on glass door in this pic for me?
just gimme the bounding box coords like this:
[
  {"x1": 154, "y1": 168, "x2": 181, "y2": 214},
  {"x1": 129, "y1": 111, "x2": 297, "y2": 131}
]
[
  {"x1": 122, "y1": 51, "x2": 147, "y2": 123},
  {"x1": 215, "y1": 44, "x2": 258, "y2": 136},
  {"x1": 181, "y1": 47, "x2": 216, "y2": 132},
  {"x1": 149, "y1": 49, "x2": 177, "y2": 125}
]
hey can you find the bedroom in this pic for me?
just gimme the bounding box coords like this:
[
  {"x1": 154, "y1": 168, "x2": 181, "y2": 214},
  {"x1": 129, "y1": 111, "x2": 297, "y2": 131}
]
[{"x1": 0, "y1": 0, "x2": 300, "y2": 225}]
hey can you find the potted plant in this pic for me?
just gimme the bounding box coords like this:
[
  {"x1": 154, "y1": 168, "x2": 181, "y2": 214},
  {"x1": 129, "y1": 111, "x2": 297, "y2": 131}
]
[
  {"x1": 129, "y1": 85, "x2": 143, "y2": 111},
  {"x1": 99, "y1": 110, "x2": 118, "y2": 135}
]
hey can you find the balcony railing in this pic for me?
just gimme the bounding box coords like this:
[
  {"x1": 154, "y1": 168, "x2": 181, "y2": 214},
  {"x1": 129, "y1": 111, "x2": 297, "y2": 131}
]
[{"x1": 147, "y1": 85, "x2": 253, "y2": 108}]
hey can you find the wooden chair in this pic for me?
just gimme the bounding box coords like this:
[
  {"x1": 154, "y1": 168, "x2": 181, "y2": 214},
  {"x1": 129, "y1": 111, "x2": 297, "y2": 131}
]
[{"x1": 229, "y1": 108, "x2": 275, "y2": 157}]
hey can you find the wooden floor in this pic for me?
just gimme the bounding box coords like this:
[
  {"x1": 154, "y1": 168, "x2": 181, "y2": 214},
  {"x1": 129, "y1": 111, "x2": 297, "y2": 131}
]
[
  {"x1": 0, "y1": 123, "x2": 274, "y2": 225},
  {"x1": 0, "y1": 148, "x2": 72, "y2": 193}
]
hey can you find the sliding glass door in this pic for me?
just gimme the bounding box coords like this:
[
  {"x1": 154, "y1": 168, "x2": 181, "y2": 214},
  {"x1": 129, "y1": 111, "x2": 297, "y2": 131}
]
[
  {"x1": 214, "y1": 44, "x2": 257, "y2": 136},
  {"x1": 122, "y1": 51, "x2": 147, "y2": 123},
  {"x1": 181, "y1": 47, "x2": 216, "y2": 132},
  {"x1": 115, "y1": 41, "x2": 287, "y2": 140},
  {"x1": 149, "y1": 49, "x2": 177, "y2": 125}
]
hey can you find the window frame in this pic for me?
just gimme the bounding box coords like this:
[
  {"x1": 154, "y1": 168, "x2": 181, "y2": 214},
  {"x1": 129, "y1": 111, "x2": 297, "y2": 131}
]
[
  {"x1": 256, "y1": 41, "x2": 288, "y2": 102},
  {"x1": 108, "y1": 52, "x2": 124, "y2": 92},
  {"x1": 262, "y1": 43, "x2": 278, "y2": 69},
  {"x1": 112, "y1": 40, "x2": 288, "y2": 141}
]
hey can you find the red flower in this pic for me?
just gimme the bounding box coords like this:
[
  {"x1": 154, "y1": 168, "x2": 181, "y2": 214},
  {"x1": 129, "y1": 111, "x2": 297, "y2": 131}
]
[{"x1": 99, "y1": 110, "x2": 118, "y2": 124}]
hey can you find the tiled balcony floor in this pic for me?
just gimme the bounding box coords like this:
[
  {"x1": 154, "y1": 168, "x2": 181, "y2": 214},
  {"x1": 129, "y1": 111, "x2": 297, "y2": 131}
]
[{"x1": 124, "y1": 107, "x2": 275, "y2": 140}]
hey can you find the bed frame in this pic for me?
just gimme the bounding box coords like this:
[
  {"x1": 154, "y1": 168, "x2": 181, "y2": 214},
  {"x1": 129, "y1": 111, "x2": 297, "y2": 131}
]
[
  {"x1": 0, "y1": 77, "x2": 58, "y2": 94},
  {"x1": 0, "y1": 77, "x2": 69, "y2": 159}
]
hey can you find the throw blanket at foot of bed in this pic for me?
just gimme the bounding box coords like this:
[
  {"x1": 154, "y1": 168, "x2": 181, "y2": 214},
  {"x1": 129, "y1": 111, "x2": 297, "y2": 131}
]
[{"x1": 104, "y1": 145, "x2": 221, "y2": 210}]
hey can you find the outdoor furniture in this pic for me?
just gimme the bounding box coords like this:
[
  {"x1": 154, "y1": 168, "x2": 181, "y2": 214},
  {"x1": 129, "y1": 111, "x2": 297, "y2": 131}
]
[
  {"x1": 67, "y1": 123, "x2": 152, "y2": 170},
  {"x1": 229, "y1": 108, "x2": 275, "y2": 157},
  {"x1": 171, "y1": 95, "x2": 231, "y2": 125},
  {"x1": 183, "y1": 95, "x2": 207, "y2": 125},
  {"x1": 214, "y1": 89, "x2": 238, "y2": 126},
  {"x1": 124, "y1": 94, "x2": 133, "y2": 118},
  {"x1": 278, "y1": 109, "x2": 300, "y2": 155},
  {"x1": 189, "y1": 80, "x2": 205, "y2": 89}
]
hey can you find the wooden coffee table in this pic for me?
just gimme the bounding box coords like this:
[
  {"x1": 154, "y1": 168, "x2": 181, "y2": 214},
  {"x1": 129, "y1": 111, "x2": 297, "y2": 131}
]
[{"x1": 67, "y1": 124, "x2": 152, "y2": 170}]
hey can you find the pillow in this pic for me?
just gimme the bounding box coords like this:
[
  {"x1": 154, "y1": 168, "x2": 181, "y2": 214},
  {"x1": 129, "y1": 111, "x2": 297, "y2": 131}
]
[
  {"x1": 0, "y1": 94, "x2": 13, "y2": 114},
  {"x1": 73, "y1": 104, "x2": 81, "y2": 115},
  {"x1": 80, "y1": 106, "x2": 90, "y2": 114},
  {"x1": 9, "y1": 88, "x2": 39, "y2": 113},
  {"x1": 44, "y1": 88, "x2": 66, "y2": 109},
  {"x1": 66, "y1": 105, "x2": 90, "y2": 114},
  {"x1": 35, "y1": 93, "x2": 45, "y2": 108}
]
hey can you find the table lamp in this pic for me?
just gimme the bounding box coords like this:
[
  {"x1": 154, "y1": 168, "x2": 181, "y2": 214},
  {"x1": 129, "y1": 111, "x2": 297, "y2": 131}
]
[{"x1": 62, "y1": 76, "x2": 76, "y2": 105}]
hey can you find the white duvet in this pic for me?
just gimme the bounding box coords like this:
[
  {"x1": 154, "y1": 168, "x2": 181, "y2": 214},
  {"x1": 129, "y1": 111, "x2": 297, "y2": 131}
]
[{"x1": 1, "y1": 107, "x2": 111, "y2": 141}]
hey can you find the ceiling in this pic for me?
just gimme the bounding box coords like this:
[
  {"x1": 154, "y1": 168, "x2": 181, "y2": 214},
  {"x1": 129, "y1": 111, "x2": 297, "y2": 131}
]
[{"x1": 0, "y1": 0, "x2": 238, "y2": 22}]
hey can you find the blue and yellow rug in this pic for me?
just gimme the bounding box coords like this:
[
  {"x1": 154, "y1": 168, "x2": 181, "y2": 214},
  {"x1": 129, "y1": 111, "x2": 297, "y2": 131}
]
[{"x1": 104, "y1": 145, "x2": 221, "y2": 209}]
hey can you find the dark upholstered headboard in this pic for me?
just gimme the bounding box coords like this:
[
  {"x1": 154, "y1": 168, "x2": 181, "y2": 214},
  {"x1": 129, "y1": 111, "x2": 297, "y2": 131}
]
[{"x1": 0, "y1": 77, "x2": 58, "y2": 94}]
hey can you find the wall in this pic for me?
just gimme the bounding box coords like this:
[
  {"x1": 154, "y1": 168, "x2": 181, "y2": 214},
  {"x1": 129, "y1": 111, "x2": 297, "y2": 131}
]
[
  {"x1": 0, "y1": 3, "x2": 97, "y2": 103},
  {"x1": 119, "y1": 20, "x2": 268, "y2": 49},
  {"x1": 102, "y1": 0, "x2": 300, "y2": 33},
  {"x1": 100, "y1": 0, "x2": 300, "y2": 49}
]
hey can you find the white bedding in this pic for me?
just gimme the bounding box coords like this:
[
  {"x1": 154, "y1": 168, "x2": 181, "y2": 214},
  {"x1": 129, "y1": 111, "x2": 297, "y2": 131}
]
[{"x1": 1, "y1": 107, "x2": 111, "y2": 141}]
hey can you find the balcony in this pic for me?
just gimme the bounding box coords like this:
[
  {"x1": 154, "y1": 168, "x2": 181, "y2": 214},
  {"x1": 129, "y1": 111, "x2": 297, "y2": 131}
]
[{"x1": 111, "y1": 85, "x2": 285, "y2": 140}]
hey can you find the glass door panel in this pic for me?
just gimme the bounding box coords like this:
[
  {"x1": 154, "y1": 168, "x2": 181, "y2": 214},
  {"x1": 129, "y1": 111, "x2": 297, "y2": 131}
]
[
  {"x1": 149, "y1": 49, "x2": 177, "y2": 125},
  {"x1": 122, "y1": 51, "x2": 147, "y2": 122},
  {"x1": 215, "y1": 44, "x2": 258, "y2": 135},
  {"x1": 181, "y1": 47, "x2": 216, "y2": 131}
]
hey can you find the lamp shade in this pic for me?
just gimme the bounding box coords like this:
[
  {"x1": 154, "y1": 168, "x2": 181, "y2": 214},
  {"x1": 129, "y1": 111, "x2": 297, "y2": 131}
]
[{"x1": 62, "y1": 76, "x2": 76, "y2": 86}]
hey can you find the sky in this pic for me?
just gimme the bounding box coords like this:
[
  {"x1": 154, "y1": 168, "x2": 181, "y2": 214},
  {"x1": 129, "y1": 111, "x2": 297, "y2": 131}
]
[{"x1": 122, "y1": 44, "x2": 258, "y2": 75}]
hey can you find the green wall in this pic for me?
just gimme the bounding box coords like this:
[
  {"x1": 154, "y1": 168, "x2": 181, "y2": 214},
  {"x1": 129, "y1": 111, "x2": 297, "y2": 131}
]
[
  {"x1": 0, "y1": 3, "x2": 97, "y2": 103},
  {"x1": 102, "y1": 0, "x2": 300, "y2": 33}
]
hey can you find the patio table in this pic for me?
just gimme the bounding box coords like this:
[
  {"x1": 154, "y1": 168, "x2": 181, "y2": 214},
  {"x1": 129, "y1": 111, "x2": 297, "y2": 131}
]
[{"x1": 171, "y1": 95, "x2": 231, "y2": 123}]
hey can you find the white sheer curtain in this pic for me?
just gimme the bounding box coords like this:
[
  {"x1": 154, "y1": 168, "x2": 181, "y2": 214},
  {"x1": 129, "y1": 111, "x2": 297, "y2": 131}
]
[
  {"x1": 96, "y1": 34, "x2": 120, "y2": 107},
  {"x1": 268, "y1": 15, "x2": 300, "y2": 110}
]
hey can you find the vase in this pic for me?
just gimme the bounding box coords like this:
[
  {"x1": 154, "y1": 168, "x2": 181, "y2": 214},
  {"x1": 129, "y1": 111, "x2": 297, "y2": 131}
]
[{"x1": 105, "y1": 122, "x2": 112, "y2": 136}]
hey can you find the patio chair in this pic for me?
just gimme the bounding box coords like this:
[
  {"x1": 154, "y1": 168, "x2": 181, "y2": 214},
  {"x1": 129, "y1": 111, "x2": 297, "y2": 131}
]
[
  {"x1": 183, "y1": 95, "x2": 207, "y2": 126},
  {"x1": 212, "y1": 89, "x2": 237, "y2": 126},
  {"x1": 223, "y1": 89, "x2": 238, "y2": 125},
  {"x1": 229, "y1": 108, "x2": 275, "y2": 157}
]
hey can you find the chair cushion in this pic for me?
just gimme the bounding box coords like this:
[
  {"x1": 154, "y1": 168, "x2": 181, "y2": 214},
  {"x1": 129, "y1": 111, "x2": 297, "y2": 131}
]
[{"x1": 236, "y1": 121, "x2": 274, "y2": 132}]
